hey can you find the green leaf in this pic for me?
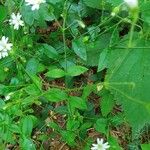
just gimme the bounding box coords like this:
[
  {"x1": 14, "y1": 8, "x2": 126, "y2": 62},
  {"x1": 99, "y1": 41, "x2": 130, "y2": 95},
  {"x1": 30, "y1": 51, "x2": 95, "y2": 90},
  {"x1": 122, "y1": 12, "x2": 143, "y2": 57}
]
[
  {"x1": 21, "y1": 5, "x2": 36, "y2": 25},
  {"x1": 27, "y1": 73, "x2": 42, "y2": 91},
  {"x1": 0, "y1": 6, "x2": 7, "y2": 22},
  {"x1": 108, "y1": 136, "x2": 123, "y2": 150},
  {"x1": 47, "y1": 0, "x2": 62, "y2": 4},
  {"x1": 20, "y1": 138, "x2": 36, "y2": 150},
  {"x1": 44, "y1": 88, "x2": 68, "y2": 102},
  {"x1": 24, "y1": 84, "x2": 41, "y2": 95},
  {"x1": 47, "y1": 121, "x2": 61, "y2": 132},
  {"x1": 67, "y1": 65, "x2": 88, "y2": 76},
  {"x1": 72, "y1": 38, "x2": 87, "y2": 61},
  {"x1": 141, "y1": 2, "x2": 150, "y2": 24},
  {"x1": 43, "y1": 44, "x2": 59, "y2": 60},
  {"x1": 45, "y1": 68, "x2": 65, "y2": 78},
  {"x1": 86, "y1": 34, "x2": 111, "y2": 66},
  {"x1": 105, "y1": 37, "x2": 150, "y2": 133},
  {"x1": 20, "y1": 116, "x2": 34, "y2": 137},
  {"x1": 101, "y1": 90, "x2": 115, "y2": 117},
  {"x1": 106, "y1": 0, "x2": 122, "y2": 6},
  {"x1": 94, "y1": 118, "x2": 108, "y2": 135},
  {"x1": 98, "y1": 48, "x2": 108, "y2": 72},
  {"x1": 69, "y1": 96, "x2": 87, "y2": 110},
  {"x1": 83, "y1": 0, "x2": 101, "y2": 9},
  {"x1": 26, "y1": 58, "x2": 39, "y2": 75},
  {"x1": 61, "y1": 130, "x2": 76, "y2": 146},
  {"x1": 66, "y1": 119, "x2": 80, "y2": 131},
  {"x1": 82, "y1": 85, "x2": 93, "y2": 99},
  {"x1": 141, "y1": 143, "x2": 150, "y2": 150}
]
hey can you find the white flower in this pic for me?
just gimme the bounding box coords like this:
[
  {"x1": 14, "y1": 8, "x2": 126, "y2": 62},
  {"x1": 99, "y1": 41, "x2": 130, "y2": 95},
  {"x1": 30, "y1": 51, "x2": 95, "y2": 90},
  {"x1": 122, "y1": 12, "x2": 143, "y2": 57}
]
[
  {"x1": 5, "y1": 92, "x2": 14, "y2": 101},
  {"x1": 0, "y1": 36, "x2": 13, "y2": 59},
  {"x1": 9, "y1": 12, "x2": 24, "y2": 30},
  {"x1": 111, "y1": 12, "x2": 116, "y2": 17},
  {"x1": 91, "y1": 138, "x2": 110, "y2": 150},
  {"x1": 25, "y1": 0, "x2": 46, "y2": 11},
  {"x1": 124, "y1": 0, "x2": 138, "y2": 9}
]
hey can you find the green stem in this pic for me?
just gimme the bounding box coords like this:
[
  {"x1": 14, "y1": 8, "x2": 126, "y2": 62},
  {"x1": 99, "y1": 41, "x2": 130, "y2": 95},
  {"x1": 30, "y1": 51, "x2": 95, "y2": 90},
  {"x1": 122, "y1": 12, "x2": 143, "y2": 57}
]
[
  {"x1": 128, "y1": 9, "x2": 139, "y2": 47},
  {"x1": 62, "y1": 0, "x2": 68, "y2": 72}
]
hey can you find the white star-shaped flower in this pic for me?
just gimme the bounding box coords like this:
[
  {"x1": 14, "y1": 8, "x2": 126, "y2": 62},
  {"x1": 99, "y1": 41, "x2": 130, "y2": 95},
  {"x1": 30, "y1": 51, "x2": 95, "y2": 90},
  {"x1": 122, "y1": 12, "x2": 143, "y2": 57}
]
[
  {"x1": 124, "y1": 0, "x2": 138, "y2": 9},
  {"x1": 25, "y1": 0, "x2": 46, "y2": 11},
  {"x1": 91, "y1": 138, "x2": 110, "y2": 150},
  {"x1": 9, "y1": 12, "x2": 24, "y2": 30},
  {"x1": 0, "y1": 36, "x2": 13, "y2": 59}
]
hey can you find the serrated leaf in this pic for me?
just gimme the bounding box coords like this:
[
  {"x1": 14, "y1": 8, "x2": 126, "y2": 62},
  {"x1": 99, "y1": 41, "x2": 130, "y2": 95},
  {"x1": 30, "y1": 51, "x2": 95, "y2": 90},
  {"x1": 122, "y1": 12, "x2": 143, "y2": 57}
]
[
  {"x1": 69, "y1": 96, "x2": 87, "y2": 110},
  {"x1": 45, "y1": 68, "x2": 65, "y2": 78},
  {"x1": 67, "y1": 65, "x2": 88, "y2": 76},
  {"x1": 105, "y1": 37, "x2": 150, "y2": 134}
]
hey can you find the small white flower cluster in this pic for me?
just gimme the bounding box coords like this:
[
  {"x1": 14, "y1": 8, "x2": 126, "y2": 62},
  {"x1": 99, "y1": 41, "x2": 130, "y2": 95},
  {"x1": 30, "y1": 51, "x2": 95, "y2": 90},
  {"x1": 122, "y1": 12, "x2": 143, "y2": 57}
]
[
  {"x1": 91, "y1": 138, "x2": 110, "y2": 150},
  {"x1": 9, "y1": 12, "x2": 24, "y2": 30},
  {"x1": 0, "y1": 0, "x2": 46, "y2": 59},
  {"x1": 25, "y1": 0, "x2": 46, "y2": 11}
]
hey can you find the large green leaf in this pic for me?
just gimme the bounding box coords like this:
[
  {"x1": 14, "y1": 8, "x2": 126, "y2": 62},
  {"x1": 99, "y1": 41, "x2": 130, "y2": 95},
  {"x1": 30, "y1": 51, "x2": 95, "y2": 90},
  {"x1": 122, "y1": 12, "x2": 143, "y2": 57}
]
[{"x1": 105, "y1": 36, "x2": 150, "y2": 133}]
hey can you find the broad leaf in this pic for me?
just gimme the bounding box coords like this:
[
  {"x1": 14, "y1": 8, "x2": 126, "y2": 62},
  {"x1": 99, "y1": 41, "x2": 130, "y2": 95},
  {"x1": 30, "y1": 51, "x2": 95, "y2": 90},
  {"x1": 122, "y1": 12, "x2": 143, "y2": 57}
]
[{"x1": 105, "y1": 36, "x2": 150, "y2": 133}]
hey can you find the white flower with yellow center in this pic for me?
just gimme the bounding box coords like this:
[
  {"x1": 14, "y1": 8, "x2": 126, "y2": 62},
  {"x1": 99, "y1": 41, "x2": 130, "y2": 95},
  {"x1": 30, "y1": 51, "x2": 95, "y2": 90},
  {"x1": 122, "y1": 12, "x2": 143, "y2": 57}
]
[
  {"x1": 25, "y1": 0, "x2": 46, "y2": 11},
  {"x1": 0, "y1": 36, "x2": 13, "y2": 59},
  {"x1": 9, "y1": 12, "x2": 24, "y2": 30},
  {"x1": 91, "y1": 138, "x2": 110, "y2": 150},
  {"x1": 124, "y1": 0, "x2": 138, "y2": 9}
]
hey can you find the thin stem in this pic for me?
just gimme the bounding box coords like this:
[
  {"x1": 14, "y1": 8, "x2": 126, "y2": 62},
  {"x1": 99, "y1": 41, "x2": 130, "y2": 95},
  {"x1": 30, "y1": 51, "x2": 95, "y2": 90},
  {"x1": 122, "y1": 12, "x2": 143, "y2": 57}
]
[{"x1": 62, "y1": 0, "x2": 68, "y2": 72}]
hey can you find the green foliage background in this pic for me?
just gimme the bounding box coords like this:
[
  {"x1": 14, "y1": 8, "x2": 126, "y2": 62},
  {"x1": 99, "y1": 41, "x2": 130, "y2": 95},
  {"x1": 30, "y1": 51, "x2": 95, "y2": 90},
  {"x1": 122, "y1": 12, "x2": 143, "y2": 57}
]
[{"x1": 0, "y1": 0, "x2": 150, "y2": 149}]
